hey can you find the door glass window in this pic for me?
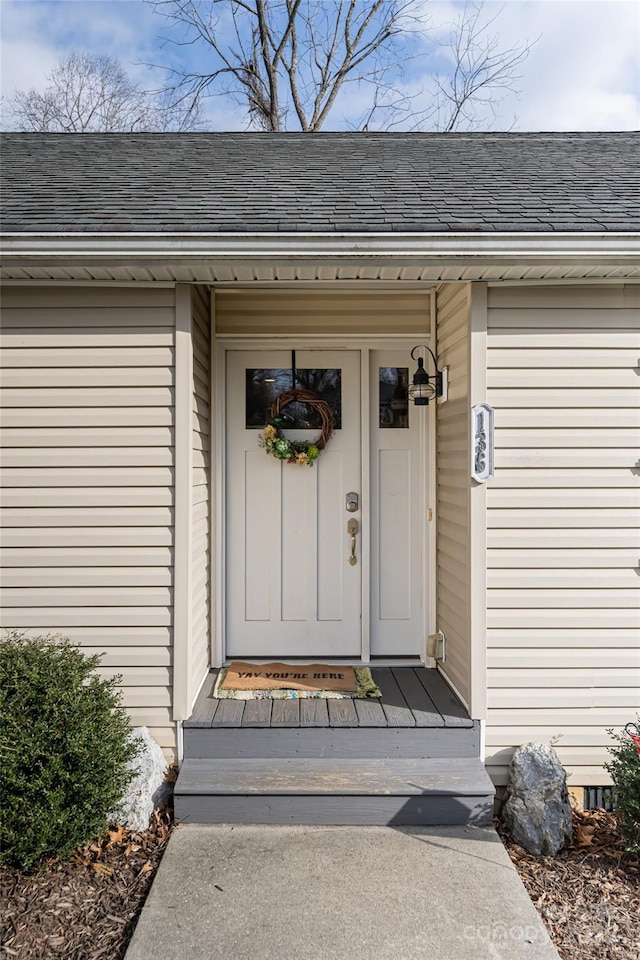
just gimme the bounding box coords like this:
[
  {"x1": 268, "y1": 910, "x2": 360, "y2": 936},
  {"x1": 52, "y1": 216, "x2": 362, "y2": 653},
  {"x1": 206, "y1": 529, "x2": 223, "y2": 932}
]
[
  {"x1": 379, "y1": 367, "x2": 409, "y2": 428},
  {"x1": 246, "y1": 368, "x2": 342, "y2": 429}
]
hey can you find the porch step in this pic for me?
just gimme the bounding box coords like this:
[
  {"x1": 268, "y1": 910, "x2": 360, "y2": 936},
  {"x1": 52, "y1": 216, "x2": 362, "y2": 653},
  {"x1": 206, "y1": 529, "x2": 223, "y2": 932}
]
[
  {"x1": 184, "y1": 723, "x2": 480, "y2": 759},
  {"x1": 174, "y1": 757, "x2": 495, "y2": 826}
]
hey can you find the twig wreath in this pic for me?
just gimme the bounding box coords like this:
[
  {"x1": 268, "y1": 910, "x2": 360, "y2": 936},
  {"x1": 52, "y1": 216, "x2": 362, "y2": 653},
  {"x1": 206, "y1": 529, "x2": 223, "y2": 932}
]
[{"x1": 259, "y1": 388, "x2": 334, "y2": 466}]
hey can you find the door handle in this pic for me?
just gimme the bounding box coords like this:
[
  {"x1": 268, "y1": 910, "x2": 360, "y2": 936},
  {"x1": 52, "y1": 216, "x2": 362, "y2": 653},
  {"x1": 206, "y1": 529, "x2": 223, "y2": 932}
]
[{"x1": 347, "y1": 518, "x2": 359, "y2": 566}]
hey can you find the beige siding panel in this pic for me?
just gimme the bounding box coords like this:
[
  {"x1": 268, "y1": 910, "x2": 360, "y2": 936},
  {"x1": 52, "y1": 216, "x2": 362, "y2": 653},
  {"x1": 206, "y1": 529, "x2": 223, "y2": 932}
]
[
  {"x1": 488, "y1": 568, "x2": 639, "y2": 589},
  {"x1": 1, "y1": 367, "x2": 174, "y2": 388},
  {"x1": 2, "y1": 286, "x2": 176, "y2": 310},
  {"x1": 1, "y1": 487, "x2": 173, "y2": 508},
  {"x1": 495, "y1": 428, "x2": 638, "y2": 447},
  {"x1": 489, "y1": 388, "x2": 638, "y2": 408},
  {"x1": 485, "y1": 283, "x2": 640, "y2": 787},
  {"x1": 488, "y1": 629, "x2": 639, "y2": 647},
  {"x1": 3, "y1": 567, "x2": 172, "y2": 588},
  {"x1": 488, "y1": 508, "x2": 636, "y2": 527},
  {"x1": 2, "y1": 448, "x2": 174, "y2": 467},
  {"x1": 1, "y1": 507, "x2": 173, "y2": 526},
  {"x1": 3, "y1": 607, "x2": 173, "y2": 627},
  {"x1": 489, "y1": 368, "x2": 636, "y2": 388},
  {"x1": 0, "y1": 387, "x2": 175, "y2": 408},
  {"x1": 0, "y1": 285, "x2": 177, "y2": 755},
  {"x1": 489, "y1": 468, "x2": 637, "y2": 488},
  {"x1": 215, "y1": 290, "x2": 430, "y2": 334},
  {"x1": 488, "y1": 706, "x2": 634, "y2": 726},
  {"x1": 0, "y1": 546, "x2": 173, "y2": 567},
  {"x1": 1, "y1": 347, "x2": 174, "y2": 368},
  {"x1": 1, "y1": 407, "x2": 174, "y2": 427},
  {"x1": 487, "y1": 548, "x2": 637, "y2": 568},
  {"x1": 1, "y1": 330, "x2": 174, "y2": 347},
  {"x1": 2, "y1": 427, "x2": 173, "y2": 447},
  {"x1": 487, "y1": 284, "x2": 639, "y2": 309},
  {"x1": 488, "y1": 609, "x2": 638, "y2": 628},
  {"x1": 494, "y1": 409, "x2": 640, "y2": 428},
  {"x1": 436, "y1": 284, "x2": 471, "y2": 705},
  {"x1": 488, "y1": 489, "x2": 639, "y2": 508}
]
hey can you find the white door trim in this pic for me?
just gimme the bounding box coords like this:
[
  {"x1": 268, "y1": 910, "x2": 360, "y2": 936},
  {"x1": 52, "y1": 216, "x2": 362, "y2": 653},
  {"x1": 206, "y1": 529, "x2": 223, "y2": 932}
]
[{"x1": 212, "y1": 334, "x2": 435, "y2": 667}]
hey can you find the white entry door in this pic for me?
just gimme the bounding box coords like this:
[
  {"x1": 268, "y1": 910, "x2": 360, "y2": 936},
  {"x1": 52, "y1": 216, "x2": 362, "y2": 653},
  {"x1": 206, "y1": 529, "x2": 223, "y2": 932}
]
[
  {"x1": 225, "y1": 347, "x2": 428, "y2": 660},
  {"x1": 226, "y1": 350, "x2": 362, "y2": 658}
]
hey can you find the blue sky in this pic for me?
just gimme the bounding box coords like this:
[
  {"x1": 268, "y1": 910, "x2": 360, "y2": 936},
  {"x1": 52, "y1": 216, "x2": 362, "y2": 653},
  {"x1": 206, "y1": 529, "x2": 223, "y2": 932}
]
[{"x1": 1, "y1": 0, "x2": 638, "y2": 130}]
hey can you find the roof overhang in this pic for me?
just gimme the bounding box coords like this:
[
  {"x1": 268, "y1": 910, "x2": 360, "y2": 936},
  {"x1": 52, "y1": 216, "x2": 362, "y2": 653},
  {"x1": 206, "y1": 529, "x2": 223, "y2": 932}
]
[{"x1": 2, "y1": 231, "x2": 639, "y2": 284}]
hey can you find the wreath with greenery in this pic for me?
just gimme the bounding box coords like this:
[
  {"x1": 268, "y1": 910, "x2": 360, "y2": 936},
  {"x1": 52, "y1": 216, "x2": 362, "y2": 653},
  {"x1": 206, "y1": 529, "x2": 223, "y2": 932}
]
[{"x1": 259, "y1": 388, "x2": 334, "y2": 466}]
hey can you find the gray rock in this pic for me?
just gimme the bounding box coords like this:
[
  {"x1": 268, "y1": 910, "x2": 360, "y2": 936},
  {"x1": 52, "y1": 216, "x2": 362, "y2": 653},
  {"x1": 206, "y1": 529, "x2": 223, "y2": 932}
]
[
  {"x1": 113, "y1": 727, "x2": 172, "y2": 831},
  {"x1": 501, "y1": 742, "x2": 573, "y2": 855}
]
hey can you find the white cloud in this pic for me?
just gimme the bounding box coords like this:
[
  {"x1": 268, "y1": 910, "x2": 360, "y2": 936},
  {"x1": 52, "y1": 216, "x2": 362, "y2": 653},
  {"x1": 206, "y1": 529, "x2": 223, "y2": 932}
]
[{"x1": 474, "y1": 0, "x2": 640, "y2": 130}]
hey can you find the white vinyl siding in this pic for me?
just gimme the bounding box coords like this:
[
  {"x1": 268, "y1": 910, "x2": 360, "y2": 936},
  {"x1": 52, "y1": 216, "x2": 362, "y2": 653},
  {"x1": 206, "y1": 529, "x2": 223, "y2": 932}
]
[
  {"x1": 190, "y1": 286, "x2": 211, "y2": 702},
  {"x1": 435, "y1": 283, "x2": 472, "y2": 705},
  {"x1": 0, "y1": 286, "x2": 177, "y2": 758},
  {"x1": 485, "y1": 283, "x2": 640, "y2": 785},
  {"x1": 215, "y1": 290, "x2": 430, "y2": 335}
]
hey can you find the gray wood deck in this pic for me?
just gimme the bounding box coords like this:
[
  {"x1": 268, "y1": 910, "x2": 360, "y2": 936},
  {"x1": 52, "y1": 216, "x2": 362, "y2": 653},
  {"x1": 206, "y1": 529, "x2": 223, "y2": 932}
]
[{"x1": 186, "y1": 667, "x2": 473, "y2": 730}]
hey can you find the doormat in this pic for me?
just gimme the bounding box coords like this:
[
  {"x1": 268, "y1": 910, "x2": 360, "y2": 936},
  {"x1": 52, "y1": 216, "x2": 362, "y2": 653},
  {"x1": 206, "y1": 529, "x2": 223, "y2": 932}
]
[{"x1": 214, "y1": 662, "x2": 381, "y2": 700}]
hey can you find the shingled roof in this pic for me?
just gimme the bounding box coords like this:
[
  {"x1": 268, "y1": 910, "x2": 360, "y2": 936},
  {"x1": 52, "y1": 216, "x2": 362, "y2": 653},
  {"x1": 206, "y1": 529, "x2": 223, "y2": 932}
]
[{"x1": 2, "y1": 131, "x2": 638, "y2": 235}]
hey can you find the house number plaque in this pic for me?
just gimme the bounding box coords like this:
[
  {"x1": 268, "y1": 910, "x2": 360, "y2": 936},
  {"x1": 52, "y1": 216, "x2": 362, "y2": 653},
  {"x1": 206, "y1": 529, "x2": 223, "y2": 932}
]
[{"x1": 471, "y1": 403, "x2": 494, "y2": 483}]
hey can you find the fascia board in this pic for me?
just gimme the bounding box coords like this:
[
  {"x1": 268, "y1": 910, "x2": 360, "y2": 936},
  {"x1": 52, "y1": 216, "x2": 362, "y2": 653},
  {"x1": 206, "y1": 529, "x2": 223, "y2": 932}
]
[{"x1": 1, "y1": 232, "x2": 639, "y2": 263}]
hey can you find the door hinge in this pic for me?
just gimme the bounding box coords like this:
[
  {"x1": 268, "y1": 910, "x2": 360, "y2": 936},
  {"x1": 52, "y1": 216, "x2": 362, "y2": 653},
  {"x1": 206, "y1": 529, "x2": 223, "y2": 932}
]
[{"x1": 428, "y1": 508, "x2": 433, "y2": 522}]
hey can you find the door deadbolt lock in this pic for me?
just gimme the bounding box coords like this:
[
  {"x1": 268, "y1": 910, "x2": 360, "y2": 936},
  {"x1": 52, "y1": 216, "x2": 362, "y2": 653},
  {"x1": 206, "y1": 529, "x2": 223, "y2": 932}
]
[{"x1": 346, "y1": 492, "x2": 359, "y2": 512}]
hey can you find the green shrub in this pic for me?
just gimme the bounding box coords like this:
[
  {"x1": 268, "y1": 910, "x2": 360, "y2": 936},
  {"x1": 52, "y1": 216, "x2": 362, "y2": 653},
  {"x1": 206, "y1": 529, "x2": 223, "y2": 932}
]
[
  {"x1": 0, "y1": 632, "x2": 140, "y2": 870},
  {"x1": 604, "y1": 717, "x2": 640, "y2": 855}
]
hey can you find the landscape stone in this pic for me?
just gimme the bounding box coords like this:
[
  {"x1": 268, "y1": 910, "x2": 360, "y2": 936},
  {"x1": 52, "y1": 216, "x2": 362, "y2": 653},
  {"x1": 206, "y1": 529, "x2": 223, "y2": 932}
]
[
  {"x1": 501, "y1": 742, "x2": 573, "y2": 855},
  {"x1": 113, "y1": 727, "x2": 172, "y2": 831}
]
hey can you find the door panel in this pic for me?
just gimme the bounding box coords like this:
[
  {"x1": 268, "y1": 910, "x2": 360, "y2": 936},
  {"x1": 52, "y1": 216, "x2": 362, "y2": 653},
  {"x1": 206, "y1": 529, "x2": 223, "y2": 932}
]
[
  {"x1": 226, "y1": 350, "x2": 361, "y2": 658},
  {"x1": 370, "y1": 350, "x2": 426, "y2": 655}
]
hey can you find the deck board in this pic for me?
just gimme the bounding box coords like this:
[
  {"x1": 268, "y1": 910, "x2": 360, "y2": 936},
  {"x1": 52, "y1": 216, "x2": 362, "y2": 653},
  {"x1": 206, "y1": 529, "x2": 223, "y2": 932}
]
[
  {"x1": 372, "y1": 668, "x2": 416, "y2": 727},
  {"x1": 392, "y1": 668, "x2": 444, "y2": 727},
  {"x1": 241, "y1": 699, "x2": 272, "y2": 727},
  {"x1": 300, "y1": 699, "x2": 329, "y2": 727},
  {"x1": 186, "y1": 667, "x2": 472, "y2": 729},
  {"x1": 211, "y1": 699, "x2": 245, "y2": 728},
  {"x1": 415, "y1": 670, "x2": 474, "y2": 728},
  {"x1": 271, "y1": 699, "x2": 300, "y2": 727},
  {"x1": 187, "y1": 672, "x2": 219, "y2": 728},
  {"x1": 353, "y1": 698, "x2": 387, "y2": 727},
  {"x1": 327, "y1": 699, "x2": 358, "y2": 727}
]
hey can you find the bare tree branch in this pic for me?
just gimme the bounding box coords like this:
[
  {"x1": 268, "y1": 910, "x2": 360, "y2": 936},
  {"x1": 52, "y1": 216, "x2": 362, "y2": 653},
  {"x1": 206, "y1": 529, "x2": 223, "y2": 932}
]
[
  {"x1": 147, "y1": 0, "x2": 534, "y2": 132},
  {"x1": 6, "y1": 51, "x2": 199, "y2": 132}
]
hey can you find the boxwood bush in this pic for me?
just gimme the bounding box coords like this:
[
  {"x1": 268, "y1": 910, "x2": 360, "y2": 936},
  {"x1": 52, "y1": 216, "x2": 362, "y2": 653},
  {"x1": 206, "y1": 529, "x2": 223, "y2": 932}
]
[
  {"x1": 605, "y1": 718, "x2": 640, "y2": 855},
  {"x1": 0, "y1": 632, "x2": 140, "y2": 870}
]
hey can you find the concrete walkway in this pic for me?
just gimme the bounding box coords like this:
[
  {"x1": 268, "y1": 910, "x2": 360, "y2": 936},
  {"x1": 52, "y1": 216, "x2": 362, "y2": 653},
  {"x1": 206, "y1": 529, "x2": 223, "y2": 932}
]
[{"x1": 125, "y1": 825, "x2": 560, "y2": 960}]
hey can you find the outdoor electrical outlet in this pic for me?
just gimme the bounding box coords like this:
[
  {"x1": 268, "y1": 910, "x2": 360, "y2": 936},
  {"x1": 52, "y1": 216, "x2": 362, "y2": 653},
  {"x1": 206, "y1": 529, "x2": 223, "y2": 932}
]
[{"x1": 427, "y1": 630, "x2": 446, "y2": 661}]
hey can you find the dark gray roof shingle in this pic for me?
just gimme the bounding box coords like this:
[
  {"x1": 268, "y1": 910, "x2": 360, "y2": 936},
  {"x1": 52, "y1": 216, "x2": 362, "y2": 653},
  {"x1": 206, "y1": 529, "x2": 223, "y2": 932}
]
[{"x1": 1, "y1": 131, "x2": 638, "y2": 234}]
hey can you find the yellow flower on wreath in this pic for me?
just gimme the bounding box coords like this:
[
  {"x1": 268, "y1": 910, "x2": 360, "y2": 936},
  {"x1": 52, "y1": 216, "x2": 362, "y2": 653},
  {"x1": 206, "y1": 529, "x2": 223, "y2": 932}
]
[
  {"x1": 263, "y1": 424, "x2": 277, "y2": 440},
  {"x1": 296, "y1": 452, "x2": 310, "y2": 465}
]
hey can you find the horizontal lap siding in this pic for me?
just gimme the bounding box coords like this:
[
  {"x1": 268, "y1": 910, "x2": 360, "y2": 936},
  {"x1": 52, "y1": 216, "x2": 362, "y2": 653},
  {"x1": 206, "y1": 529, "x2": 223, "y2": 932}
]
[
  {"x1": 191, "y1": 286, "x2": 211, "y2": 705},
  {"x1": 0, "y1": 286, "x2": 177, "y2": 758},
  {"x1": 485, "y1": 284, "x2": 640, "y2": 786},
  {"x1": 215, "y1": 290, "x2": 430, "y2": 334},
  {"x1": 435, "y1": 284, "x2": 471, "y2": 705}
]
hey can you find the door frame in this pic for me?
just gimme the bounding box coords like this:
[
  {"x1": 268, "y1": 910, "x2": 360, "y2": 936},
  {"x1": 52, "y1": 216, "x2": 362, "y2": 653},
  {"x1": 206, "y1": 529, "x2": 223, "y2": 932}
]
[{"x1": 212, "y1": 334, "x2": 437, "y2": 667}]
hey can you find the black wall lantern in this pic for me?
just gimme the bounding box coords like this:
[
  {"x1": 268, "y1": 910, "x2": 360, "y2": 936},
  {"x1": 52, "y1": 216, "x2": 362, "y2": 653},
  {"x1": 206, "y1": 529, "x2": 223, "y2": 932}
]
[{"x1": 408, "y1": 346, "x2": 444, "y2": 406}]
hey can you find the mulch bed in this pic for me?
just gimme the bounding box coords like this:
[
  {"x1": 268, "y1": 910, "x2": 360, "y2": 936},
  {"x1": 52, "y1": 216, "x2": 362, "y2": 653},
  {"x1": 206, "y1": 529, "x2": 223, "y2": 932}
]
[
  {"x1": 0, "y1": 806, "x2": 175, "y2": 960},
  {"x1": 498, "y1": 806, "x2": 640, "y2": 960},
  {"x1": 2, "y1": 803, "x2": 638, "y2": 959}
]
